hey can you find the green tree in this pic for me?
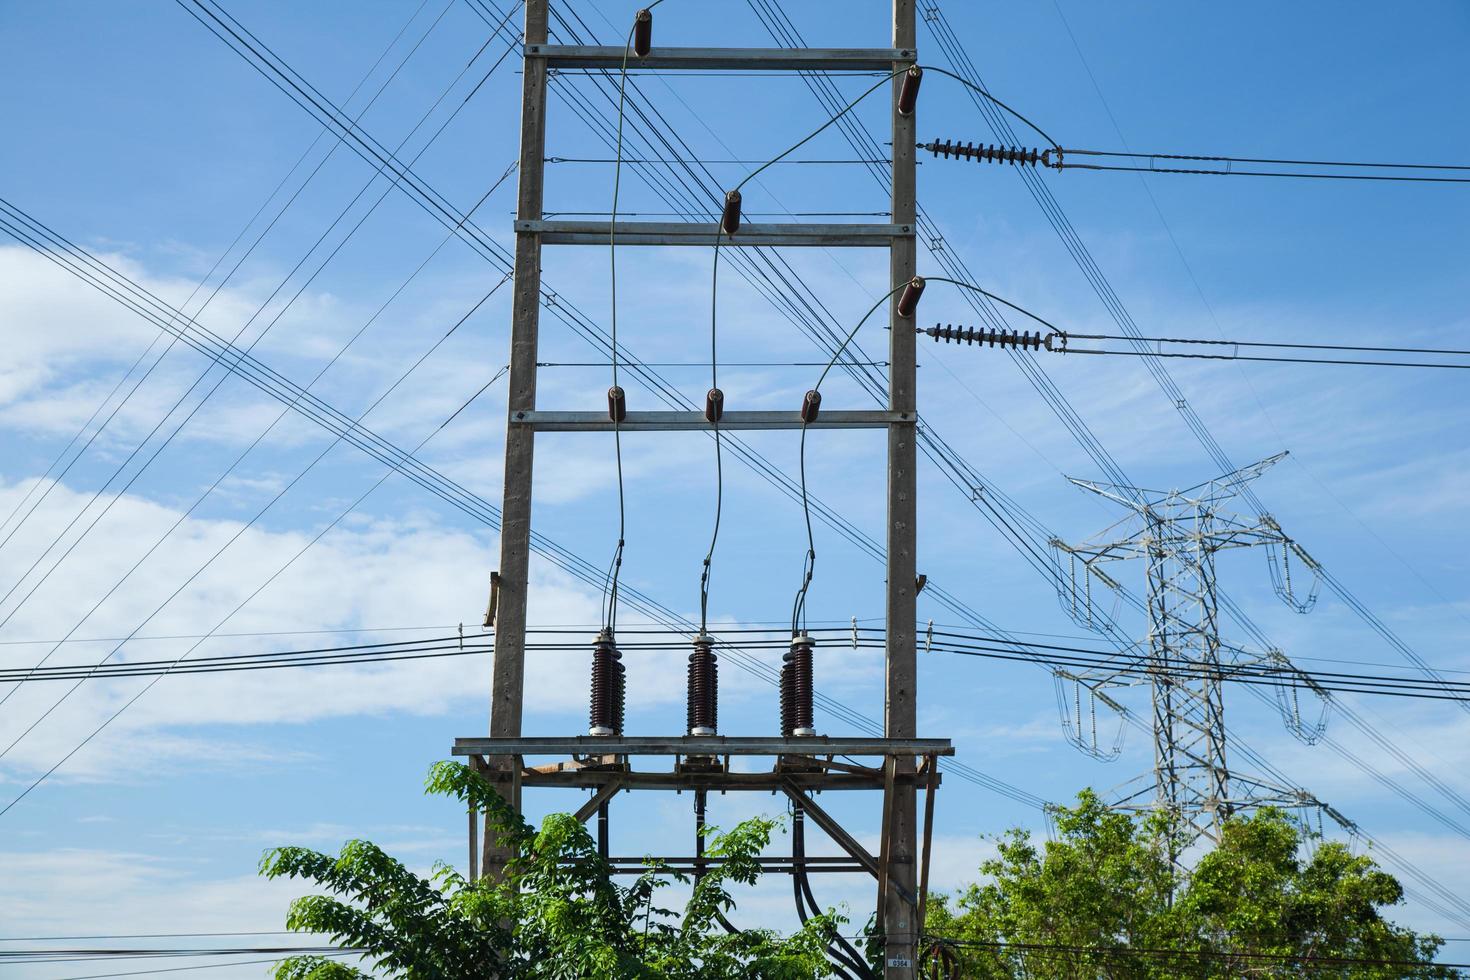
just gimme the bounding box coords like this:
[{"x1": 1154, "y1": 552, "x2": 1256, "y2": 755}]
[
  {"x1": 924, "y1": 790, "x2": 1454, "y2": 979},
  {"x1": 260, "y1": 761, "x2": 841, "y2": 979}
]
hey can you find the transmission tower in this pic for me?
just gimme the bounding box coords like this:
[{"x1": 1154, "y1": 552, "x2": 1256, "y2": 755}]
[{"x1": 1051, "y1": 452, "x2": 1319, "y2": 846}]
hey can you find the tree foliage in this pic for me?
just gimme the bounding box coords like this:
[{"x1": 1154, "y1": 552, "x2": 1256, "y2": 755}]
[
  {"x1": 260, "y1": 761, "x2": 841, "y2": 979},
  {"x1": 924, "y1": 790, "x2": 1455, "y2": 978}
]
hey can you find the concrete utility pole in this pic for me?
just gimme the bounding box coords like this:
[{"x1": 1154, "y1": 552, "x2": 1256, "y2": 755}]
[{"x1": 460, "y1": 3, "x2": 946, "y2": 976}]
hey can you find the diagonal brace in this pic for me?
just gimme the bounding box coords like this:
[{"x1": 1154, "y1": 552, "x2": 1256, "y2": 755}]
[
  {"x1": 574, "y1": 780, "x2": 623, "y2": 823},
  {"x1": 781, "y1": 779, "x2": 915, "y2": 907}
]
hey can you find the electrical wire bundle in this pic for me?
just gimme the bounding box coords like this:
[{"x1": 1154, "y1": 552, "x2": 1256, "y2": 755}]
[{"x1": 14, "y1": 0, "x2": 1470, "y2": 940}]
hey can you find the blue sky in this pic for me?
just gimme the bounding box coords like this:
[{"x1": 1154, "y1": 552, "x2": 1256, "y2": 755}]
[{"x1": 2, "y1": 0, "x2": 1469, "y2": 974}]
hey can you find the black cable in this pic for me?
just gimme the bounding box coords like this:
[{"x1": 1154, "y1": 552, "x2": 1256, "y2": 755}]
[
  {"x1": 791, "y1": 806, "x2": 871, "y2": 979},
  {"x1": 927, "y1": 3, "x2": 1470, "y2": 722},
  {"x1": 0, "y1": 0, "x2": 443, "y2": 562},
  {"x1": 0, "y1": 19, "x2": 512, "y2": 676},
  {"x1": 1063, "y1": 161, "x2": 1470, "y2": 183},
  {"x1": 1063, "y1": 347, "x2": 1470, "y2": 369},
  {"x1": 48, "y1": 952, "x2": 357, "y2": 980},
  {"x1": 750, "y1": 0, "x2": 1470, "y2": 917},
  {"x1": 917, "y1": 0, "x2": 1470, "y2": 816},
  {"x1": 0, "y1": 932, "x2": 297, "y2": 941},
  {"x1": 542, "y1": 0, "x2": 1112, "y2": 793},
  {"x1": 26, "y1": 0, "x2": 1055, "y2": 821},
  {"x1": 1066, "y1": 331, "x2": 1470, "y2": 357},
  {"x1": 0, "y1": 0, "x2": 522, "y2": 754},
  {"x1": 6, "y1": 180, "x2": 1044, "y2": 810},
  {"x1": 1061, "y1": 148, "x2": 1470, "y2": 171},
  {"x1": 0, "y1": 268, "x2": 508, "y2": 761},
  {"x1": 792, "y1": 284, "x2": 909, "y2": 633},
  {"x1": 928, "y1": 936, "x2": 1470, "y2": 970},
  {"x1": 0, "y1": 362, "x2": 508, "y2": 816},
  {"x1": 600, "y1": 10, "x2": 649, "y2": 635},
  {"x1": 700, "y1": 210, "x2": 724, "y2": 634}
]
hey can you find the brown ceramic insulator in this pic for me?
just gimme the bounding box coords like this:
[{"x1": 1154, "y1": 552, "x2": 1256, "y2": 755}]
[
  {"x1": 607, "y1": 385, "x2": 627, "y2": 422},
  {"x1": 589, "y1": 630, "x2": 623, "y2": 735},
  {"x1": 896, "y1": 276, "x2": 926, "y2": 319},
  {"x1": 705, "y1": 387, "x2": 724, "y2": 423},
  {"x1": 787, "y1": 633, "x2": 815, "y2": 735},
  {"x1": 897, "y1": 66, "x2": 923, "y2": 116},
  {"x1": 800, "y1": 389, "x2": 821, "y2": 423},
  {"x1": 632, "y1": 9, "x2": 652, "y2": 58},
  {"x1": 780, "y1": 653, "x2": 796, "y2": 737},
  {"x1": 614, "y1": 655, "x2": 626, "y2": 735},
  {"x1": 720, "y1": 189, "x2": 742, "y2": 236},
  {"x1": 686, "y1": 634, "x2": 718, "y2": 735}
]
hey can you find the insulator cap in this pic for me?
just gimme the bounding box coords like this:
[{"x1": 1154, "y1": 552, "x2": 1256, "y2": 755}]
[
  {"x1": 687, "y1": 633, "x2": 718, "y2": 735},
  {"x1": 720, "y1": 189, "x2": 742, "y2": 236},
  {"x1": 589, "y1": 629, "x2": 624, "y2": 736},
  {"x1": 923, "y1": 139, "x2": 1046, "y2": 168},
  {"x1": 800, "y1": 389, "x2": 821, "y2": 423},
  {"x1": 897, "y1": 66, "x2": 923, "y2": 116},
  {"x1": 632, "y1": 9, "x2": 652, "y2": 58},
  {"x1": 923, "y1": 323, "x2": 1046, "y2": 351},
  {"x1": 897, "y1": 276, "x2": 926, "y2": 319},
  {"x1": 607, "y1": 385, "x2": 627, "y2": 422},
  {"x1": 705, "y1": 387, "x2": 724, "y2": 423}
]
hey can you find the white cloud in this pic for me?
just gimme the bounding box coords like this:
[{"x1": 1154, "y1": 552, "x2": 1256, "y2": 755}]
[{"x1": 0, "y1": 475, "x2": 613, "y2": 783}]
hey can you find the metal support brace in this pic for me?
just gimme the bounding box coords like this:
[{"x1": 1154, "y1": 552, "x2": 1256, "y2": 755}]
[
  {"x1": 574, "y1": 780, "x2": 624, "y2": 823},
  {"x1": 520, "y1": 219, "x2": 912, "y2": 246},
  {"x1": 918, "y1": 754, "x2": 939, "y2": 935},
  {"x1": 527, "y1": 45, "x2": 915, "y2": 71},
  {"x1": 510, "y1": 410, "x2": 909, "y2": 431}
]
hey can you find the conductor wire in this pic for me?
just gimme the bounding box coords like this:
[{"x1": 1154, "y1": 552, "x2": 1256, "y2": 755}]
[
  {"x1": 603, "y1": 0, "x2": 668, "y2": 633},
  {"x1": 729, "y1": 66, "x2": 1055, "y2": 206},
  {"x1": 701, "y1": 218, "x2": 723, "y2": 633},
  {"x1": 792, "y1": 283, "x2": 908, "y2": 634}
]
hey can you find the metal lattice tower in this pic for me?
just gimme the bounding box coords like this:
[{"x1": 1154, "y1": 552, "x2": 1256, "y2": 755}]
[{"x1": 1052, "y1": 452, "x2": 1316, "y2": 846}]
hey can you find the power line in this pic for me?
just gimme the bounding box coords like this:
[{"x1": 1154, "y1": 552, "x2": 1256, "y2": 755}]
[
  {"x1": 0, "y1": 37, "x2": 512, "y2": 657},
  {"x1": 0, "y1": 946, "x2": 352, "y2": 964},
  {"x1": 546, "y1": 6, "x2": 1470, "y2": 893},
  {"x1": 1062, "y1": 347, "x2": 1470, "y2": 370},
  {"x1": 1056, "y1": 146, "x2": 1470, "y2": 182},
  {"x1": 0, "y1": 933, "x2": 298, "y2": 941},
  {"x1": 0, "y1": 369, "x2": 506, "y2": 815},
  {"x1": 0, "y1": 20, "x2": 521, "y2": 754},
  {"x1": 921, "y1": 315, "x2": 1470, "y2": 369},
  {"x1": 1063, "y1": 331, "x2": 1470, "y2": 357},
  {"x1": 925, "y1": 3, "x2": 1470, "y2": 724},
  {"x1": 731, "y1": 0, "x2": 1470, "y2": 922},
  {"x1": 5, "y1": 624, "x2": 1466, "y2": 705},
  {"x1": 1062, "y1": 147, "x2": 1470, "y2": 172},
  {"x1": 49, "y1": 952, "x2": 357, "y2": 980},
  {"x1": 927, "y1": 936, "x2": 1470, "y2": 971},
  {"x1": 1060, "y1": 162, "x2": 1470, "y2": 183},
  {"x1": 0, "y1": 0, "x2": 445, "y2": 564}
]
